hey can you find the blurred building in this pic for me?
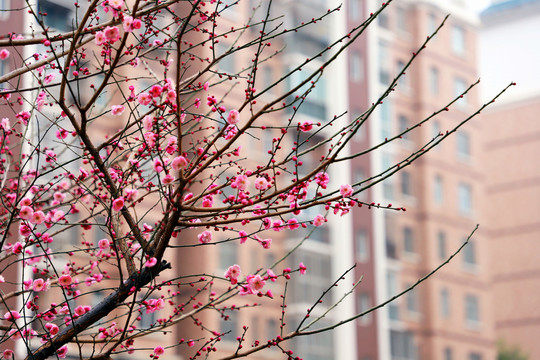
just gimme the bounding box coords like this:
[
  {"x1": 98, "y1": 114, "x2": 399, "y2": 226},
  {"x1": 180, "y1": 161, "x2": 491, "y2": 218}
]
[
  {"x1": 348, "y1": 1, "x2": 495, "y2": 359},
  {"x1": 480, "y1": 0, "x2": 540, "y2": 358}
]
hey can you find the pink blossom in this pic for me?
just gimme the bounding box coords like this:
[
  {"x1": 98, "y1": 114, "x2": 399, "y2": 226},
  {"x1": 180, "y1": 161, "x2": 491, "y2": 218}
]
[
  {"x1": 162, "y1": 174, "x2": 175, "y2": 185},
  {"x1": 19, "y1": 224, "x2": 31, "y2": 237},
  {"x1": 315, "y1": 172, "x2": 330, "y2": 189},
  {"x1": 247, "y1": 274, "x2": 266, "y2": 292},
  {"x1": 287, "y1": 218, "x2": 300, "y2": 230},
  {"x1": 254, "y1": 177, "x2": 269, "y2": 190},
  {"x1": 187, "y1": 340, "x2": 195, "y2": 347},
  {"x1": 98, "y1": 239, "x2": 109, "y2": 250},
  {"x1": 19, "y1": 205, "x2": 34, "y2": 220},
  {"x1": 144, "y1": 257, "x2": 158, "y2": 267},
  {"x1": 75, "y1": 305, "x2": 88, "y2": 316},
  {"x1": 144, "y1": 131, "x2": 157, "y2": 147},
  {"x1": 3, "y1": 349, "x2": 14, "y2": 359},
  {"x1": 225, "y1": 264, "x2": 241, "y2": 284},
  {"x1": 19, "y1": 197, "x2": 32, "y2": 207},
  {"x1": 272, "y1": 220, "x2": 284, "y2": 232},
  {"x1": 227, "y1": 109, "x2": 240, "y2": 125},
  {"x1": 299, "y1": 120, "x2": 314, "y2": 132},
  {"x1": 149, "y1": 85, "x2": 163, "y2": 98},
  {"x1": 239, "y1": 230, "x2": 248, "y2": 244},
  {"x1": 112, "y1": 197, "x2": 124, "y2": 211},
  {"x1": 201, "y1": 195, "x2": 213, "y2": 208},
  {"x1": 132, "y1": 18, "x2": 142, "y2": 29},
  {"x1": 125, "y1": 189, "x2": 138, "y2": 202},
  {"x1": 57, "y1": 345, "x2": 68, "y2": 359},
  {"x1": 203, "y1": 82, "x2": 210, "y2": 91},
  {"x1": 224, "y1": 125, "x2": 237, "y2": 140},
  {"x1": 143, "y1": 115, "x2": 153, "y2": 130},
  {"x1": 111, "y1": 105, "x2": 125, "y2": 115},
  {"x1": 0, "y1": 49, "x2": 9, "y2": 60},
  {"x1": 58, "y1": 275, "x2": 72, "y2": 287},
  {"x1": 4, "y1": 311, "x2": 21, "y2": 321},
  {"x1": 299, "y1": 262, "x2": 307, "y2": 275},
  {"x1": 122, "y1": 15, "x2": 134, "y2": 32},
  {"x1": 267, "y1": 269, "x2": 277, "y2": 282},
  {"x1": 313, "y1": 214, "x2": 326, "y2": 227},
  {"x1": 153, "y1": 159, "x2": 164, "y2": 173},
  {"x1": 108, "y1": 0, "x2": 124, "y2": 9},
  {"x1": 197, "y1": 230, "x2": 212, "y2": 244},
  {"x1": 340, "y1": 184, "x2": 353, "y2": 197},
  {"x1": 0, "y1": 275, "x2": 4, "y2": 283},
  {"x1": 104, "y1": 26, "x2": 120, "y2": 43},
  {"x1": 154, "y1": 346, "x2": 165, "y2": 355},
  {"x1": 33, "y1": 278, "x2": 49, "y2": 292},
  {"x1": 0, "y1": 118, "x2": 10, "y2": 131},
  {"x1": 12, "y1": 242, "x2": 23, "y2": 254},
  {"x1": 231, "y1": 174, "x2": 248, "y2": 191},
  {"x1": 45, "y1": 323, "x2": 59, "y2": 336},
  {"x1": 260, "y1": 238, "x2": 272, "y2": 249},
  {"x1": 30, "y1": 210, "x2": 45, "y2": 225},
  {"x1": 95, "y1": 31, "x2": 106, "y2": 45},
  {"x1": 138, "y1": 92, "x2": 152, "y2": 106},
  {"x1": 171, "y1": 156, "x2": 188, "y2": 171}
]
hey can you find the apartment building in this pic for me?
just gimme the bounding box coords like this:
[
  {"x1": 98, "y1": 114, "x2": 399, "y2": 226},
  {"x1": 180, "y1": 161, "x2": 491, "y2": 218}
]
[
  {"x1": 349, "y1": 1, "x2": 495, "y2": 359},
  {"x1": 480, "y1": 0, "x2": 540, "y2": 358}
]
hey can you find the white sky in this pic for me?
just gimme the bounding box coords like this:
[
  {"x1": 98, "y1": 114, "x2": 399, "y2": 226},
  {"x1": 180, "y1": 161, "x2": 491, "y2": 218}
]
[{"x1": 471, "y1": 0, "x2": 492, "y2": 13}]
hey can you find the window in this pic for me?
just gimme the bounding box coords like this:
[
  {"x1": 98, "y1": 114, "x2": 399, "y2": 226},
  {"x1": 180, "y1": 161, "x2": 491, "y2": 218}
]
[
  {"x1": 463, "y1": 239, "x2": 477, "y2": 267},
  {"x1": 465, "y1": 294, "x2": 480, "y2": 326},
  {"x1": 218, "y1": 241, "x2": 237, "y2": 271},
  {"x1": 458, "y1": 183, "x2": 472, "y2": 216},
  {"x1": 38, "y1": 0, "x2": 75, "y2": 32},
  {"x1": 397, "y1": 61, "x2": 408, "y2": 89},
  {"x1": 432, "y1": 120, "x2": 441, "y2": 139},
  {"x1": 380, "y1": 101, "x2": 392, "y2": 140},
  {"x1": 266, "y1": 319, "x2": 277, "y2": 341},
  {"x1": 457, "y1": 132, "x2": 470, "y2": 159},
  {"x1": 349, "y1": 0, "x2": 361, "y2": 22},
  {"x1": 403, "y1": 227, "x2": 414, "y2": 254},
  {"x1": 452, "y1": 25, "x2": 466, "y2": 55},
  {"x1": 351, "y1": 51, "x2": 364, "y2": 82},
  {"x1": 444, "y1": 347, "x2": 453, "y2": 360},
  {"x1": 405, "y1": 284, "x2": 418, "y2": 314},
  {"x1": 358, "y1": 292, "x2": 372, "y2": 325},
  {"x1": 437, "y1": 231, "x2": 446, "y2": 260},
  {"x1": 262, "y1": 66, "x2": 275, "y2": 94},
  {"x1": 434, "y1": 175, "x2": 443, "y2": 205},
  {"x1": 430, "y1": 67, "x2": 439, "y2": 95},
  {"x1": 219, "y1": 0, "x2": 239, "y2": 18},
  {"x1": 469, "y1": 353, "x2": 482, "y2": 360},
  {"x1": 401, "y1": 171, "x2": 412, "y2": 197},
  {"x1": 378, "y1": 11, "x2": 389, "y2": 29},
  {"x1": 356, "y1": 230, "x2": 369, "y2": 262},
  {"x1": 440, "y1": 288, "x2": 450, "y2": 318},
  {"x1": 398, "y1": 115, "x2": 409, "y2": 140},
  {"x1": 396, "y1": 7, "x2": 407, "y2": 33},
  {"x1": 287, "y1": 67, "x2": 327, "y2": 120},
  {"x1": 385, "y1": 214, "x2": 397, "y2": 259},
  {"x1": 220, "y1": 309, "x2": 239, "y2": 342},
  {"x1": 290, "y1": 250, "x2": 332, "y2": 303},
  {"x1": 427, "y1": 12, "x2": 437, "y2": 35},
  {"x1": 390, "y1": 330, "x2": 417, "y2": 360},
  {"x1": 387, "y1": 271, "x2": 399, "y2": 321},
  {"x1": 0, "y1": 0, "x2": 9, "y2": 21},
  {"x1": 379, "y1": 41, "x2": 390, "y2": 85},
  {"x1": 382, "y1": 153, "x2": 394, "y2": 200},
  {"x1": 453, "y1": 77, "x2": 468, "y2": 107},
  {"x1": 216, "y1": 43, "x2": 236, "y2": 74}
]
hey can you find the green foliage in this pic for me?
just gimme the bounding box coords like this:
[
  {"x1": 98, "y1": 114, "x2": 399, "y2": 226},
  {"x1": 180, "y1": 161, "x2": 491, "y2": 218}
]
[{"x1": 497, "y1": 341, "x2": 528, "y2": 360}]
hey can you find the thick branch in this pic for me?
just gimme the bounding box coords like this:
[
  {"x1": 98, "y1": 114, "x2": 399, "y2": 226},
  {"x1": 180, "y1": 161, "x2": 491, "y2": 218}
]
[{"x1": 27, "y1": 261, "x2": 171, "y2": 360}]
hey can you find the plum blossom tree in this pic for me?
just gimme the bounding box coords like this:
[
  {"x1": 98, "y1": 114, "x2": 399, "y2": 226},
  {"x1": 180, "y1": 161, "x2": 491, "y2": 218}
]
[{"x1": 0, "y1": 0, "x2": 512, "y2": 359}]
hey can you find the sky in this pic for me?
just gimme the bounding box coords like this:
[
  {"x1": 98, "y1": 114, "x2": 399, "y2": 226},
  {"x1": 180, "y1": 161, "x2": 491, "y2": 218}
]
[{"x1": 471, "y1": 0, "x2": 492, "y2": 13}]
